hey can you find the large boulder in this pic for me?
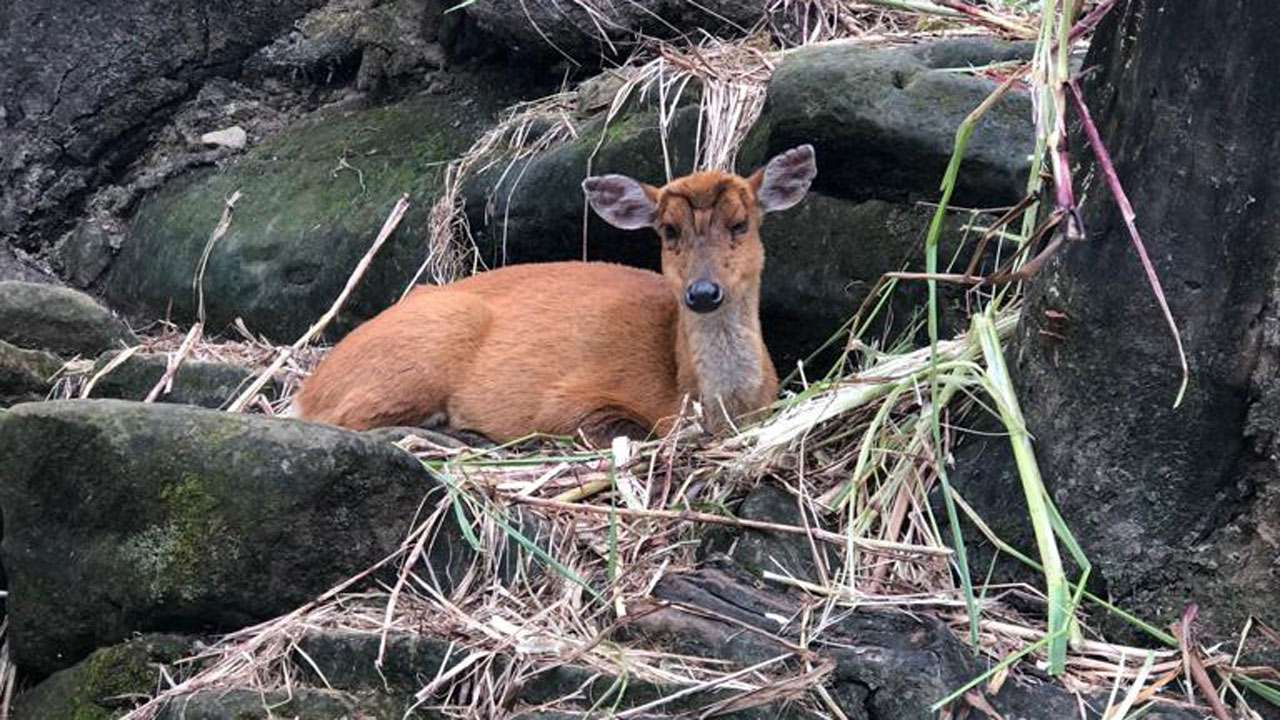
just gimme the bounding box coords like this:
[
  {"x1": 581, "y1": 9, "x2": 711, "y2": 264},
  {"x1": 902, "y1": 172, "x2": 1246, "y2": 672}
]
[
  {"x1": 462, "y1": 100, "x2": 701, "y2": 272},
  {"x1": 0, "y1": 400, "x2": 480, "y2": 677},
  {"x1": 740, "y1": 38, "x2": 1035, "y2": 207},
  {"x1": 0, "y1": 0, "x2": 328, "y2": 251},
  {"x1": 0, "y1": 281, "x2": 137, "y2": 357},
  {"x1": 34, "y1": 562, "x2": 1203, "y2": 719},
  {"x1": 105, "y1": 68, "x2": 538, "y2": 342},
  {"x1": 636, "y1": 562, "x2": 1202, "y2": 720}
]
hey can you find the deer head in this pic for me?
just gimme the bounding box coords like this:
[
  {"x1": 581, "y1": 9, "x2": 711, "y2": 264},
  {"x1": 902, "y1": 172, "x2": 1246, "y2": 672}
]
[{"x1": 582, "y1": 145, "x2": 817, "y2": 317}]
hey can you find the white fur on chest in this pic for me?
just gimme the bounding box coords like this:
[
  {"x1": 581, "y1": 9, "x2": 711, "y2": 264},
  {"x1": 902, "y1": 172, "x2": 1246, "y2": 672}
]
[{"x1": 688, "y1": 313, "x2": 762, "y2": 408}]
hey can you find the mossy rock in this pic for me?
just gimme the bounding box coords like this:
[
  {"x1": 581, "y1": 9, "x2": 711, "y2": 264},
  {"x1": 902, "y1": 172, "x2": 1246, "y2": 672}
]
[
  {"x1": 12, "y1": 634, "x2": 199, "y2": 720},
  {"x1": 0, "y1": 339, "x2": 62, "y2": 406},
  {"x1": 740, "y1": 37, "x2": 1035, "y2": 207},
  {"x1": 87, "y1": 350, "x2": 268, "y2": 409},
  {"x1": 0, "y1": 399, "x2": 488, "y2": 677},
  {"x1": 0, "y1": 281, "x2": 137, "y2": 357},
  {"x1": 106, "y1": 69, "x2": 535, "y2": 343}
]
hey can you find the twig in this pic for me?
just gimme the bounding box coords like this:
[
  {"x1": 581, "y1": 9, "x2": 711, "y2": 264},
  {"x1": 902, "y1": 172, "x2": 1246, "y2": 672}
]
[
  {"x1": 194, "y1": 191, "x2": 241, "y2": 324},
  {"x1": 1175, "y1": 605, "x2": 1232, "y2": 720},
  {"x1": 144, "y1": 323, "x2": 203, "y2": 403},
  {"x1": 79, "y1": 346, "x2": 142, "y2": 399}
]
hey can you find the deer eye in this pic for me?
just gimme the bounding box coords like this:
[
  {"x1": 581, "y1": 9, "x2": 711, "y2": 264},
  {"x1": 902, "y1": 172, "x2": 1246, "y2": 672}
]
[
  {"x1": 660, "y1": 224, "x2": 680, "y2": 243},
  {"x1": 730, "y1": 221, "x2": 749, "y2": 236}
]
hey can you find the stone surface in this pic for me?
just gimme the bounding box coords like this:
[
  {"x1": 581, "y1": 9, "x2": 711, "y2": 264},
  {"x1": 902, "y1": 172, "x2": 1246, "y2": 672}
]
[
  {"x1": 0, "y1": 340, "x2": 61, "y2": 407},
  {"x1": 153, "y1": 688, "x2": 398, "y2": 720},
  {"x1": 702, "y1": 482, "x2": 836, "y2": 584},
  {"x1": 466, "y1": 0, "x2": 766, "y2": 65},
  {"x1": 0, "y1": 242, "x2": 56, "y2": 284},
  {"x1": 741, "y1": 38, "x2": 1035, "y2": 208},
  {"x1": 634, "y1": 561, "x2": 1203, "y2": 720},
  {"x1": 12, "y1": 634, "x2": 200, "y2": 720},
  {"x1": 199, "y1": 125, "x2": 248, "y2": 149},
  {"x1": 0, "y1": 400, "x2": 480, "y2": 676},
  {"x1": 245, "y1": 0, "x2": 452, "y2": 95},
  {"x1": 0, "y1": 281, "x2": 137, "y2": 357},
  {"x1": 86, "y1": 350, "x2": 267, "y2": 409},
  {"x1": 0, "y1": 0, "x2": 328, "y2": 251},
  {"x1": 8, "y1": 561, "x2": 1212, "y2": 717},
  {"x1": 106, "y1": 68, "x2": 538, "y2": 342}
]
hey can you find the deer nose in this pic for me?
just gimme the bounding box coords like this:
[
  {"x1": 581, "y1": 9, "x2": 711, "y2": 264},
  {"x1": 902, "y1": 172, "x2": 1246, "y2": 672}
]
[{"x1": 684, "y1": 280, "x2": 724, "y2": 314}]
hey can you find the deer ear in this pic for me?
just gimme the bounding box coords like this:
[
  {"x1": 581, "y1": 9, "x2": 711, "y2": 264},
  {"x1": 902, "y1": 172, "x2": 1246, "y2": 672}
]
[
  {"x1": 582, "y1": 174, "x2": 658, "y2": 230},
  {"x1": 750, "y1": 144, "x2": 816, "y2": 213}
]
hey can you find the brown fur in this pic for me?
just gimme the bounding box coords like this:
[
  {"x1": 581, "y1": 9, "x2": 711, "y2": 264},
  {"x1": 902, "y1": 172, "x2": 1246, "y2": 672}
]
[{"x1": 292, "y1": 166, "x2": 791, "y2": 444}]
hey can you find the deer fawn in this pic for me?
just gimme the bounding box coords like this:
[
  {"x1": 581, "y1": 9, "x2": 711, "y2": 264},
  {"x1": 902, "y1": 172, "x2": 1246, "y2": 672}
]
[{"x1": 289, "y1": 145, "x2": 816, "y2": 444}]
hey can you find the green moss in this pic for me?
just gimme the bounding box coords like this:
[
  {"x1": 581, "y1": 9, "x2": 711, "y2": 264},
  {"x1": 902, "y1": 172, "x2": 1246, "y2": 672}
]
[
  {"x1": 121, "y1": 474, "x2": 243, "y2": 602},
  {"x1": 80, "y1": 644, "x2": 155, "y2": 707},
  {"x1": 14, "y1": 636, "x2": 195, "y2": 720},
  {"x1": 110, "y1": 86, "x2": 499, "y2": 342}
]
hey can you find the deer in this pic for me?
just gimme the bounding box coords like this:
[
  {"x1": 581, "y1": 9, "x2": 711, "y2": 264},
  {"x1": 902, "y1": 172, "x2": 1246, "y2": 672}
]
[{"x1": 287, "y1": 145, "x2": 817, "y2": 445}]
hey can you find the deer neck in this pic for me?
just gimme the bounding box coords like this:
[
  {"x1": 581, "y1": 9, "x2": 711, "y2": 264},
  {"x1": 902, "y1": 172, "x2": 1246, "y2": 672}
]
[{"x1": 675, "y1": 289, "x2": 771, "y2": 431}]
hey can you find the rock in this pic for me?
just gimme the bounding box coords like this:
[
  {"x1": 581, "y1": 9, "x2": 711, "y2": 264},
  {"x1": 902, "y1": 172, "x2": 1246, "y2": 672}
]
[
  {"x1": 0, "y1": 400, "x2": 485, "y2": 676},
  {"x1": 0, "y1": 340, "x2": 62, "y2": 406},
  {"x1": 56, "y1": 217, "x2": 125, "y2": 288},
  {"x1": 106, "y1": 67, "x2": 539, "y2": 342},
  {"x1": 123, "y1": 627, "x2": 800, "y2": 718},
  {"x1": 466, "y1": 0, "x2": 767, "y2": 66},
  {"x1": 0, "y1": 0, "x2": 329, "y2": 252},
  {"x1": 0, "y1": 242, "x2": 56, "y2": 284},
  {"x1": 462, "y1": 99, "x2": 701, "y2": 272},
  {"x1": 0, "y1": 281, "x2": 137, "y2": 357},
  {"x1": 245, "y1": 0, "x2": 451, "y2": 95},
  {"x1": 199, "y1": 125, "x2": 248, "y2": 149},
  {"x1": 86, "y1": 350, "x2": 267, "y2": 409},
  {"x1": 741, "y1": 38, "x2": 1035, "y2": 208},
  {"x1": 8, "y1": 561, "x2": 1209, "y2": 718},
  {"x1": 12, "y1": 634, "x2": 200, "y2": 720},
  {"x1": 758, "y1": 195, "x2": 975, "y2": 370},
  {"x1": 634, "y1": 561, "x2": 1203, "y2": 720},
  {"x1": 702, "y1": 483, "x2": 836, "y2": 584},
  {"x1": 153, "y1": 687, "x2": 399, "y2": 720}
]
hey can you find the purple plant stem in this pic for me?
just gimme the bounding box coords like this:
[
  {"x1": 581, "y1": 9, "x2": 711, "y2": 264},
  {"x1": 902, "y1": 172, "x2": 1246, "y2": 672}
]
[
  {"x1": 1068, "y1": 78, "x2": 1190, "y2": 406},
  {"x1": 1069, "y1": 0, "x2": 1122, "y2": 43}
]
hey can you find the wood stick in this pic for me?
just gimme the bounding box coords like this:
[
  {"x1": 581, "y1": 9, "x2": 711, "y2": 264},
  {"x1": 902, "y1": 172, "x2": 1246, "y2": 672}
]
[{"x1": 144, "y1": 322, "x2": 203, "y2": 403}]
